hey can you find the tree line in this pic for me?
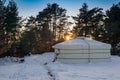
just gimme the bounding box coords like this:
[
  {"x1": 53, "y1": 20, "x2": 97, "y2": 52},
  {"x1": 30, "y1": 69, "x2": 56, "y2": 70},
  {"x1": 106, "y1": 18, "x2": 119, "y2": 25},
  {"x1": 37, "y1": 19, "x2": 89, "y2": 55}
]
[{"x1": 0, "y1": 0, "x2": 120, "y2": 57}]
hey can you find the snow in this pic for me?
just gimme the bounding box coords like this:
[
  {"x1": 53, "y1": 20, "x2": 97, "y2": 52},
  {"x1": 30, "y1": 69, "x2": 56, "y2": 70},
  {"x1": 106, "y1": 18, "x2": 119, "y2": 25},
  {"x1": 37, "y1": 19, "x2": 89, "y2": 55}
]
[
  {"x1": 47, "y1": 56, "x2": 120, "y2": 80},
  {"x1": 0, "y1": 52, "x2": 54, "y2": 80},
  {"x1": 0, "y1": 52, "x2": 120, "y2": 80}
]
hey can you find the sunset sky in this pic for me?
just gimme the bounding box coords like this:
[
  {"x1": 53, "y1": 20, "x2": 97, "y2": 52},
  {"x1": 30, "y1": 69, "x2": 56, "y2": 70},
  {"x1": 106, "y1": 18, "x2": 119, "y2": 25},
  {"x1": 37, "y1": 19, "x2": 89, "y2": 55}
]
[{"x1": 14, "y1": 0, "x2": 120, "y2": 18}]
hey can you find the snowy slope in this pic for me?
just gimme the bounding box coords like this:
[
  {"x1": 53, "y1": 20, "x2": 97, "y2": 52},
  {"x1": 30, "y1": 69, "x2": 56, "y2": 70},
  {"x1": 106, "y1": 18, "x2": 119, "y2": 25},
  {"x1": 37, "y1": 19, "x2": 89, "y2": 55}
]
[
  {"x1": 47, "y1": 56, "x2": 120, "y2": 80},
  {"x1": 0, "y1": 52, "x2": 120, "y2": 80},
  {"x1": 0, "y1": 52, "x2": 54, "y2": 80}
]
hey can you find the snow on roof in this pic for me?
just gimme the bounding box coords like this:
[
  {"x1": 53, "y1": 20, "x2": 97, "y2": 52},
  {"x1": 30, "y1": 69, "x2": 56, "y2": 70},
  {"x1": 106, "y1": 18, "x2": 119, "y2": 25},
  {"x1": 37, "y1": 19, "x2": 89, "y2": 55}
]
[{"x1": 53, "y1": 37, "x2": 111, "y2": 49}]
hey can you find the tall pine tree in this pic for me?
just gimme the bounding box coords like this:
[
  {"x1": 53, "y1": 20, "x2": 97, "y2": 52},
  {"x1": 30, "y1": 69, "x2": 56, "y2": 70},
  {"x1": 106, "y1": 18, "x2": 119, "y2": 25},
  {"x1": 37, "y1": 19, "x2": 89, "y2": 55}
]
[
  {"x1": 0, "y1": 0, "x2": 20, "y2": 57},
  {"x1": 73, "y1": 3, "x2": 105, "y2": 40},
  {"x1": 36, "y1": 3, "x2": 67, "y2": 41},
  {"x1": 0, "y1": 0, "x2": 7, "y2": 56},
  {"x1": 5, "y1": 0, "x2": 19, "y2": 33},
  {"x1": 105, "y1": 2, "x2": 120, "y2": 45}
]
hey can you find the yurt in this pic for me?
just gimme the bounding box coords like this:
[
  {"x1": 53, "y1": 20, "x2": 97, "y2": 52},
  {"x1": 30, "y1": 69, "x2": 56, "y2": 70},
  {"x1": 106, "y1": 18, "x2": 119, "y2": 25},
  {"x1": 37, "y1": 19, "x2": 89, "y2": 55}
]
[{"x1": 52, "y1": 37, "x2": 111, "y2": 63}]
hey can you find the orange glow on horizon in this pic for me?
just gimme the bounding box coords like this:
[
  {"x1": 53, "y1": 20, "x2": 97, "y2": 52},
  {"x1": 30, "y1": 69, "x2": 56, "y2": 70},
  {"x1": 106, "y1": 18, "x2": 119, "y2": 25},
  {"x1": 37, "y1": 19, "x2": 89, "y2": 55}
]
[
  {"x1": 65, "y1": 36, "x2": 71, "y2": 40},
  {"x1": 64, "y1": 33, "x2": 74, "y2": 41}
]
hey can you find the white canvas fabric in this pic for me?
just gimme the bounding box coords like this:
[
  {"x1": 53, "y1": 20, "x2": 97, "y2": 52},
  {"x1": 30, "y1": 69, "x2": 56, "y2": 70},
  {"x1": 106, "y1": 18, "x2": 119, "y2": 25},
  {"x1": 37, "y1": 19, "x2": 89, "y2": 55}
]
[
  {"x1": 53, "y1": 37, "x2": 111, "y2": 50},
  {"x1": 53, "y1": 37, "x2": 111, "y2": 63}
]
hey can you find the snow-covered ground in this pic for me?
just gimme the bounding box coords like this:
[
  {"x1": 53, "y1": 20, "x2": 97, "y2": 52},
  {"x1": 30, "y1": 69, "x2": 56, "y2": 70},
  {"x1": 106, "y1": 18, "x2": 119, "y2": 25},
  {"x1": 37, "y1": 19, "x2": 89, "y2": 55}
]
[
  {"x1": 0, "y1": 52, "x2": 54, "y2": 80},
  {"x1": 47, "y1": 56, "x2": 120, "y2": 80},
  {"x1": 0, "y1": 52, "x2": 120, "y2": 80}
]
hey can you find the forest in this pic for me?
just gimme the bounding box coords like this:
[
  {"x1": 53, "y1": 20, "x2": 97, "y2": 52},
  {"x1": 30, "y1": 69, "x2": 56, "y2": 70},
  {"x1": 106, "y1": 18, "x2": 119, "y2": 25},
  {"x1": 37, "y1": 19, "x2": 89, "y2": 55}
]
[{"x1": 0, "y1": 0, "x2": 120, "y2": 57}]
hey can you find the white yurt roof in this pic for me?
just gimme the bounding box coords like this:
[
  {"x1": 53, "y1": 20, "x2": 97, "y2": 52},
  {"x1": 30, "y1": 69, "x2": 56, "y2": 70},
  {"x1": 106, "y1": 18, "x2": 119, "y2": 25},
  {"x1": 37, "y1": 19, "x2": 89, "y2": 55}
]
[{"x1": 53, "y1": 37, "x2": 111, "y2": 50}]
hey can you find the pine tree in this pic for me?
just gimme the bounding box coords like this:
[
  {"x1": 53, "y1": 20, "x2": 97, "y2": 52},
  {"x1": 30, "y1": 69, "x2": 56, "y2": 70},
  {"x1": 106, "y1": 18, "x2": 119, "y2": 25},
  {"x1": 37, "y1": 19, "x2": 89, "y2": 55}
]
[
  {"x1": 0, "y1": 0, "x2": 6, "y2": 41},
  {"x1": 37, "y1": 3, "x2": 67, "y2": 41},
  {"x1": 50, "y1": 3, "x2": 67, "y2": 40},
  {"x1": 105, "y1": 2, "x2": 120, "y2": 45},
  {"x1": 73, "y1": 3, "x2": 105, "y2": 40},
  {"x1": 4, "y1": 0, "x2": 20, "y2": 57},
  {"x1": 20, "y1": 3, "x2": 67, "y2": 54},
  {"x1": 0, "y1": 0, "x2": 7, "y2": 56},
  {"x1": 5, "y1": 0, "x2": 19, "y2": 34},
  {"x1": 0, "y1": 0, "x2": 6, "y2": 28}
]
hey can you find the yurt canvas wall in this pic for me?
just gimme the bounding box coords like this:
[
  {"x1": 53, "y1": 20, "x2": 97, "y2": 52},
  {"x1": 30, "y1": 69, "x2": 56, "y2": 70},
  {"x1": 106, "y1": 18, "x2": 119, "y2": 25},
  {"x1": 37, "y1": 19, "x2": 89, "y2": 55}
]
[{"x1": 53, "y1": 37, "x2": 111, "y2": 63}]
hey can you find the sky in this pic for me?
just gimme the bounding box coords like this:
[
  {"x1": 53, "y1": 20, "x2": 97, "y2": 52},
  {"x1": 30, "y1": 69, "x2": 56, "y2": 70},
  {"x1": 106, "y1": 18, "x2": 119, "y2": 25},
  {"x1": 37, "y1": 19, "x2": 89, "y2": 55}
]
[{"x1": 14, "y1": 0, "x2": 120, "y2": 18}]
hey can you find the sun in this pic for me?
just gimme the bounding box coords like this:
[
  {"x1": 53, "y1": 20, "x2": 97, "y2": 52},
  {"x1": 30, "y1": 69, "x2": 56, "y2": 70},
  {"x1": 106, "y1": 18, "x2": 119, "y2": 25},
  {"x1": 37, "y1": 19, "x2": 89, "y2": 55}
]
[
  {"x1": 65, "y1": 36, "x2": 71, "y2": 41},
  {"x1": 64, "y1": 32, "x2": 74, "y2": 41}
]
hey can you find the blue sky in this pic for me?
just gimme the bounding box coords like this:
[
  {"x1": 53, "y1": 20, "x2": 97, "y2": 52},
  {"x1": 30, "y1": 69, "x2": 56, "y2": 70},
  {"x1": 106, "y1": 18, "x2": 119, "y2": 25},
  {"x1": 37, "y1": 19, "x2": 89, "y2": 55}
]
[{"x1": 15, "y1": 0, "x2": 120, "y2": 18}]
